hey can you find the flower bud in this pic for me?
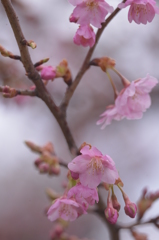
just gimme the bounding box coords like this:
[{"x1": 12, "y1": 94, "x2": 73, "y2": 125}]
[
  {"x1": 70, "y1": 171, "x2": 79, "y2": 180},
  {"x1": 39, "y1": 163, "x2": 50, "y2": 173},
  {"x1": 69, "y1": 14, "x2": 78, "y2": 23},
  {"x1": 40, "y1": 66, "x2": 56, "y2": 80},
  {"x1": 34, "y1": 158, "x2": 43, "y2": 167},
  {"x1": 27, "y1": 40, "x2": 37, "y2": 49},
  {"x1": 105, "y1": 205, "x2": 119, "y2": 224},
  {"x1": 25, "y1": 141, "x2": 42, "y2": 153},
  {"x1": 2, "y1": 86, "x2": 17, "y2": 98},
  {"x1": 124, "y1": 199, "x2": 137, "y2": 218}
]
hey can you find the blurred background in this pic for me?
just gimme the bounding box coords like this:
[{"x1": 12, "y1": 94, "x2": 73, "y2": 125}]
[{"x1": 0, "y1": 0, "x2": 159, "y2": 239}]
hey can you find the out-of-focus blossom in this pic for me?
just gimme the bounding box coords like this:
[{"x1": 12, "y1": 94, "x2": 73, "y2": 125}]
[
  {"x1": 70, "y1": 0, "x2": 114, "y2": 28},
  {"x1": 137, "y1": 188, "x2": 159, "y2": 219},
  {"x1": 131, "y1": 230, "x2": 148, "y2": 240},
  {"x1": 96, "y1": 105, "x2": 124, "y2": 129},
  {"x1": 118, "y1": 0, "x2": 159, "y2": 24},
  {"x1": 68, "y1": 145, "x2": 118, "y2": 188},
  {"x1": 97, "y1": 74, "x2": 158, "y2": 128},
  {"x1": 67, "y1": 183, "x2": 99, "y2": 210},
  {"x1": 47, "y1": 197, "x2": 86, "y2": 222},
  {"x1": 73, "y1": 25, "x2": 96, "y2": 47},
  {"x1": 115, "y1": 74, "x2": 158, "y2": 119}
]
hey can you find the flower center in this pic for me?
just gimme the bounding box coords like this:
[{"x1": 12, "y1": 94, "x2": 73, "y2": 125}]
[
  {"x1": 88, "y1": 157, "x2": 104, "y2": 174},
  {"x1": 86, "y1": 0, "x2": 98, "y2": 10},
  {"x1": 134, "y1": 4, "x2": 148, "y2": 16}
]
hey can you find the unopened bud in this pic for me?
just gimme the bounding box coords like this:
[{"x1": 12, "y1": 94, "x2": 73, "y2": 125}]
[
  {"x1": 34, "y1": 158, "x2": 43, "y2": 167},
  {"x1": 39, "y1": 163, "x2": 49, "y2": 173},
  {"x1": 27, "y1": 40, "x2": 37, "y2": 49},
  {"x1": 105, "y1": 204, "x2": 119, "y2": 224},
  {"x1": 56, "y1": 59, "x2": 68, "y2": 77},
  {"x1": 2, "y1": 86, "x2": 17, "y2": 98},
  {"x1": 25, "y1": 141, "x2": 42, "y2": 153},
  {"x1": 124, "y1": 197, "x2": 137, "y2": 218},
  {"x1": 42, "y1": 142, "x2": 54, "y2": 154},
  {"x1": 49, "y1": 164, "x2": 60, "y2": 175},
  {"x1": 69, "y1": 14, "x2": 78, "y2": 23},
  {"x1": 40, "y1": 66, "x2": 56, "y2": 80},
  {"x1": 70, "y1": 171, "x2": 79, "y2": 180}
]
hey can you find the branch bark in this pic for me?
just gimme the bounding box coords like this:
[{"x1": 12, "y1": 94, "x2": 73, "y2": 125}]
[{"x1": 1, "y1": 0, "x2": 78, "y2": 155}]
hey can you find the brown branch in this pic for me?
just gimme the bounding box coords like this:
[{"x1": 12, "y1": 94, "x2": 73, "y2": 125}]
[
  {"x1": 16, "y1": 88, "x2": 37, "y2": 96},
  {"x1": 60, "y1": 6, "x2": 122, "y2": 112},
  {"x1": 119, "y1": 215, "x2": 159, "y2": 230},
  {"x1": 1, "y1": 0, "x2": 78, "y2": 156},
  {"x1": 0, "y1": 85, "x2": 37, "y2": 97}
]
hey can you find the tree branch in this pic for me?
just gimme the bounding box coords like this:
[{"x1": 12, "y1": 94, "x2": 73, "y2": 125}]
[{"x1": 1, "y1": 0, "x2": 78, "y2": 155}]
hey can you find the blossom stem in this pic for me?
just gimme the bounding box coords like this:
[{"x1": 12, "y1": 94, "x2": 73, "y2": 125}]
[
  {"x1": 106, "y1": 71, "x2": 118, "y2": 98},
  {"x1": 112, "y1": 67, "x2": 130, "y2": 87}
]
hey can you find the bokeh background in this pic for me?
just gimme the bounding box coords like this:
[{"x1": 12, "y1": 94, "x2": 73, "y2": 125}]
[{"x1": 0, "y1": 0, "x2": 159, "y2": 239}]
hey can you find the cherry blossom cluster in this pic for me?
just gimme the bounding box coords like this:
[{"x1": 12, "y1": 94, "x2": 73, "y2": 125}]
[
  {"x1": 68, "y1": 0, "x2": 159, "y2": 48},
  {"x1": 47, "y1": 144, "x2": 137, "y2": 224},
  {"x1": 68, "y1": 0, "x2": 114, "y2": 47}
]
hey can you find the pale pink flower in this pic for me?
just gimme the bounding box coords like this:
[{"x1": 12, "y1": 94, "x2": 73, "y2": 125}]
[
  {"x1": 118, "y1": 0, "x2": 159, "y2": 24},
  {"x1": 68, "y1": 145, "x2": 118, "y2": 188},
  {"x1": 40, "y1": 66, "x2": 56, "y2": 80},
  {"x1": 97, "y1": 74, "x2": 158, "y2": 128},
  {"x1": 67, "y1": 183, "x2": 99, "y2": 210},
  {"x1": 115, "y1": 74, "x2": 158, "y2": 119},
  {"x1": 71, "y1": 0, "x2": 114, "y2": 28},
  {"x1": 47, "y1": 197, "x2": 86, "y2": 222},
  {"x1": 96, "y1": 105, "x2": 124, "y2": 129},
  {"x1": 73, "y1": 25, "x2": 96, "y2": 47}
]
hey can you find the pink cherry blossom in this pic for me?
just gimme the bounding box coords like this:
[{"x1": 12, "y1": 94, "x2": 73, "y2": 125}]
[
  {"x1": 68, "y1": 145, "x2": 119, "y2": 188},
  {"x1": 118, "y1": 0, "x2": 159, "y2": 24},
  {"x1": 96, "y1": 105, "x2": 124, "y2": 129},
  {"x1": 73, "y1": 25, "x2": 96, "y2": 47},
  {"x1": 67, "y1": 183, "x2": 99, "y2": 210},
  {"x1": 115, "y1": 74, "x2": 158, "y2": 119},
  {"x1": 40, "y1": 66, "x2": 56, "y2": 80},
  {"x1": 70, "y1": 0, "x2": 114, "y2": 28},
  {"x1": 97, "y1": 74, "x2": 158, "y2": 128},
  {"x1": 47, "y1": 197, "x2": 86, "y2": 222}
]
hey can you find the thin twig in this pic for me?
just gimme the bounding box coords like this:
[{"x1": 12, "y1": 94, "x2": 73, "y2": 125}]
[{"x1": 118, "y1": 215, "x2": 159, "y2": 229}]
